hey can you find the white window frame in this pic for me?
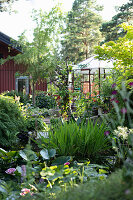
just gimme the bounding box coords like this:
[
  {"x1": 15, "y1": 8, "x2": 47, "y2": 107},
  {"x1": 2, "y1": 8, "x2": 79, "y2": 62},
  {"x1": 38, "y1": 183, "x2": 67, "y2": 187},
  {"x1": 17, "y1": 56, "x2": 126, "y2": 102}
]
[{"x1": 15, "y1": 76, "x2": 29, "y2": 95}]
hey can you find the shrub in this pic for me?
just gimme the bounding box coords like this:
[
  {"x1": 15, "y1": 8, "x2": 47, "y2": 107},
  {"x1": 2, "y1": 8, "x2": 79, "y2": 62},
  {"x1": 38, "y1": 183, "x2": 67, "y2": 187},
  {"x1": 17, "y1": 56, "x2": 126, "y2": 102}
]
[
  {"x1": 43, "y1": 120, "x2": 110, "y2": 160},
  {"x1": 2, "y1": 90, "x2": 31, "y2": 105},
  {"x1": 0, "y1": 95, "x2": 26, "y2": 149},
  {"x1": 35, "y1": 92, "x2": 56, "y2": 109},
  {"x1": 26, "y1": 117, "x2": 47, "y2": 132},
  {"x1": 22, "y1": 105, "x2": 48, "y2": 132}
]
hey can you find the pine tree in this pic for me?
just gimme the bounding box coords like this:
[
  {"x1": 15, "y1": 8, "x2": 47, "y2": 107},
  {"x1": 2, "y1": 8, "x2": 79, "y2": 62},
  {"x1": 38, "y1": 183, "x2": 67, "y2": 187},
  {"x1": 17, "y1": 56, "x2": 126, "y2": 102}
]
[
  {"x1": 100, "y1": 0, "x2": 133, "y2": 44},
  {"x1": 61, "y1": 0, "x2": 103, "y2": 64}
]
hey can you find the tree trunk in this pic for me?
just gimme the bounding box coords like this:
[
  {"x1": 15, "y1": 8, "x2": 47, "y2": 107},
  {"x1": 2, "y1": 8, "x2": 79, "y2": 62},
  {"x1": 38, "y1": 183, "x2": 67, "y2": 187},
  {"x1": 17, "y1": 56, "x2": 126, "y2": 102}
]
[{"x1": 32, "y1": 82, "x2": 36, "y2": 106}]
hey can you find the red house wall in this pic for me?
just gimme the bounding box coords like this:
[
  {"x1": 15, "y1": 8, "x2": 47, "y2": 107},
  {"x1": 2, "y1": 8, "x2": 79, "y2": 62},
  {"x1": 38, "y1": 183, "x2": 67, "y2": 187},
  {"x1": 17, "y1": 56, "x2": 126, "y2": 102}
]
[{"x1": 0, "y1": 41, "x2": 47, "y2": 94}]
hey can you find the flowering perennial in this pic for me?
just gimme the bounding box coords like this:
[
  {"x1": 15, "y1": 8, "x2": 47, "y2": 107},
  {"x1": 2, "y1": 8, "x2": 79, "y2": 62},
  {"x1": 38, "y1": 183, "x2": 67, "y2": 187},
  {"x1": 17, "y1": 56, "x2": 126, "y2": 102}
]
[
  {"x1": 114, "y1": 126, "x2": 133, "y2": 140},
  {"x1": 112, "y1": 90, "x2": 117, "y2": 95},
  {"x1": 121, "y1": 108, "x2": 127, "y2": 114},
  {"x1": 20, "y1": 188, "x2": 33, "y2": 196},
  {"x1": 64, "y1": 162, "x2": 70, "y2": 166},
  {"x1": 104, "y1": 131, "x2": 110, "y2": 136},
  {"x1": 129, "y1": 82, "x2": 133, "y2": 87},
  {"x1": 5, "y1": 168, "x2": 16, "y2": 175}
]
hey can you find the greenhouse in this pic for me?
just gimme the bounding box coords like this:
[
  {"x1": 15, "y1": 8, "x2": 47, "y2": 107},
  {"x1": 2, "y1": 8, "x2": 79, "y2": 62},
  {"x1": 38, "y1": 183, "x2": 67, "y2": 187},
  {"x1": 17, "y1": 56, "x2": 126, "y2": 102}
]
[{"x1": 69, "y1": 56, "x2": 114, "y2": 96}]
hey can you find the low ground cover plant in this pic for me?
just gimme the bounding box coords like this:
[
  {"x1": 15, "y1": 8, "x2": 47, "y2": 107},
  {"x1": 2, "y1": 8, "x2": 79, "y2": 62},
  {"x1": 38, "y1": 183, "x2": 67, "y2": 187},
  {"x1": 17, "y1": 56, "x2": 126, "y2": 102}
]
[
  {"x1": 0, "y1": 144, "x2": 108, "y2": 200},
  {"x1": 56, "y1": 133, "x2": 133, "y2": 200},
  {"x1": 56, "y1": 169, "x2": 133, "y2": 200}
]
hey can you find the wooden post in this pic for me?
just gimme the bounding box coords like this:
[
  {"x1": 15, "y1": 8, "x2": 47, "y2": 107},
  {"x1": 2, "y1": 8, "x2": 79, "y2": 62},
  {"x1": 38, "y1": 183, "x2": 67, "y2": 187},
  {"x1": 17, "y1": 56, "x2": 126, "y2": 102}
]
[
  {"x1": 89, "y1": 69, "x2": 91, "y2": 97},
  {"x1": 72, "y1": 70, "x2": 74, "y2": 92},
  {"x1": 99, "y1": 67, "x2": 100, "y2": 97},
  {"x1": 104, "y1": 69, "x2": 106, "y2": 78}
]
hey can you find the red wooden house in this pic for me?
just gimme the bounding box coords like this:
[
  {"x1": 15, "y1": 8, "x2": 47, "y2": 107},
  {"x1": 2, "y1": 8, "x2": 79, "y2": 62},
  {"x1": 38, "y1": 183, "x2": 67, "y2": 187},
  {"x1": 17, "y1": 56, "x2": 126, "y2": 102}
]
[{"x1": 0, "y1": 32, "x2": 47, "y2": 94}]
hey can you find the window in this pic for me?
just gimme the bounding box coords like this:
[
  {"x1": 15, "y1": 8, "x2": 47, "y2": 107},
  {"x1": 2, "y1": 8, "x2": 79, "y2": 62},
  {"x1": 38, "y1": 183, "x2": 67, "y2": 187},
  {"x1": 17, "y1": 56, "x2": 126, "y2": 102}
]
[
  {"x1": 0, "y1": 53, "x2": 3, "y2": 59},
  {"x1": 15, "y1": 76, "x2": 29, "y2": 95}
]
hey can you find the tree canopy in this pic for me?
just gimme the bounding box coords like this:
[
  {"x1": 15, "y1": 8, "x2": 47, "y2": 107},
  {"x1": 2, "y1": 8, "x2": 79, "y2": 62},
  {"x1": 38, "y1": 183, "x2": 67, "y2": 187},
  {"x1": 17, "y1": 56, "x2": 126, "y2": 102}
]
[
  {"x1": 1, "y1": 6, "x2": 64, "y2": 105},
  {"x1": 100, "y1": 0, "x2": 133, "y2": 44},
  {"x1": 95, "y1": 23, "x2": 133, "y2": 87},
  {"x1": 0, "y1": 0, "x2": 30, "y2": 12},
  {"x1": 61, "y1": 0, "x2": 103, "y2": 64}
]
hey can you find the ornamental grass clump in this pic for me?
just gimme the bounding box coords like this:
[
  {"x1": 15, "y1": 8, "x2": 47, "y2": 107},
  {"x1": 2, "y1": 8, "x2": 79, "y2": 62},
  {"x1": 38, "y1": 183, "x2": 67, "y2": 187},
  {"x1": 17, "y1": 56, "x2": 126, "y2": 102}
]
[{"x1": 44, "y1": 120, "x2": 110, "y2": 160}]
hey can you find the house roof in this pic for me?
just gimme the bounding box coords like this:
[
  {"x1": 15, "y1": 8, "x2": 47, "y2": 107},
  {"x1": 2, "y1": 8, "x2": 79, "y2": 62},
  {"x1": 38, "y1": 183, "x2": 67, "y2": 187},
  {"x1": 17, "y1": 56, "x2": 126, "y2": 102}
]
[{"x1": 0, "y1": 32, "x2": 22, "y2": 52}]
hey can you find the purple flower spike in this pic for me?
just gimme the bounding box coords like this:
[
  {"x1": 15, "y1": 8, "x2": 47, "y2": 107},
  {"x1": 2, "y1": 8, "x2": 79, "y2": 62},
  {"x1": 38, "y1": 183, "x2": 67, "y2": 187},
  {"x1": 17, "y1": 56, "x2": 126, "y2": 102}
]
[
  {"x1": 129, "y1": 82, "x2": 133, "y2": 87},
  {"x1": 104, "y1": 131, "x2": 110, "y2": 136},
  {"x1": 121, "y1": 108, "x2": 127, "y2": 114},
  {"x1": 21, "y1": 165, "x2": 26, "y2": 177},
  {"x1": 112, "y1": 90, "x2": 117, "y2": 95},
  {"x1": 112, "y1": 83, "x2": 116, "y2": 88}
]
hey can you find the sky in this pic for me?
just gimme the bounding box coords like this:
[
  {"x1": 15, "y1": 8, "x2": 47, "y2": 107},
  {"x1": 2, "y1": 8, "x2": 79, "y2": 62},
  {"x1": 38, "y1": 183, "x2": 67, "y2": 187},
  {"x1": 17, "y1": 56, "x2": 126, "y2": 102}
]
[{"x1": 0, "y1": 0, "x2": 129, "y2": 40}]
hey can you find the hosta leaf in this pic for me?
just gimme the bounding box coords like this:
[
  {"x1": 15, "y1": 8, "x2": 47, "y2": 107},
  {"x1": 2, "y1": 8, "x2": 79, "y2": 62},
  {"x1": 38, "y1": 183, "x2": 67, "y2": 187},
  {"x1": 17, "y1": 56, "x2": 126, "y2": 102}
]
[
  {"x1": 48, "y1": 149, "x2": 56, "y2": 158},
  {"x1": 40, "y1": 149, "x2": 49, "y2": 160},
  {"x1": 0, "y1": 148, "x2": 7, "y2": 155},
  {"x1": 19, "y1": 150, "x2": 28, "y2": 161},
  {"x1": 52, "y1": 156, "x2": 71, "y2": 166}
]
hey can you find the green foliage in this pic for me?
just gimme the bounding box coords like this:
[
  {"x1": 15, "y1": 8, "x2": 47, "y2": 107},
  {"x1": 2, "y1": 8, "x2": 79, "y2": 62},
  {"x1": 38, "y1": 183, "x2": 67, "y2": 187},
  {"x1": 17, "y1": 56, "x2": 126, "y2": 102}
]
[
  {"x1": 26, "y1": 117, "x2": 47, "y2": 132},
  {"x1": 103, "y1": 83, "x2": 133, "y2": 130},
  {"x1": 1, "y1": 6, "x2": 64, "y2": 105},
  {"x1": 0, "y1": 148, "x2": 20, "y2": 176},
  {"x1": 0, "y1": 95, "x2": 26, "y2": 149},
  {"x1": 0, "y1": 179, "x2": 20, "y2": 200},
  {"x1": 0, "y1": 145, "x2": 107, "y2": 200},
  {"x1": 2, "y1": 90, "x2": 31, "y2": 105},
  {"x1": 73, "y1": 92, "x2": 106, "y2": 118},
  {"x1": 123, "y1": 134, "x2": 133, "y2": 185},
  {"x1": 22, "y1": 104, "x2": 48, "y2": 132},
  {"x1": 100, "y1": 0, "x2": 133, "y2": 44},
  {"x1": 73, "y1": 93, "x2": 87, "y2": 117},
  {"x1": 35, "y1": 91, "x2": 56, "y2": 109},
  {"x1": 95, "y1": 23, "x2": 133, "y2": 88},
  {"x1": 43, "y1": 120, "x2": 110, "y2": 160},
  {"x1": 110, "y1": 127, "x2": 133, "y2": 165},
  {"x1": 49, "y1": 59, "x2": 72, "y2": 117},
  {"x1": 40, "y1": 149, "x2": 56, "y2": 160},
  {"x1": 56, "y1": 169, "x2": 133, "y2": 200},
  {"x1": 40, "y1": 161, "x2": 107, "y2": 195}
]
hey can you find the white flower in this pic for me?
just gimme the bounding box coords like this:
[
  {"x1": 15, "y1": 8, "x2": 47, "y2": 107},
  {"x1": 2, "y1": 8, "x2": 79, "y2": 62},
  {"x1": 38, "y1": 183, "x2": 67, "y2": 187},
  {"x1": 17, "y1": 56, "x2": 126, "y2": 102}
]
[{"x1": 114, "y1": 126, "x2": 129, "y2": 140}]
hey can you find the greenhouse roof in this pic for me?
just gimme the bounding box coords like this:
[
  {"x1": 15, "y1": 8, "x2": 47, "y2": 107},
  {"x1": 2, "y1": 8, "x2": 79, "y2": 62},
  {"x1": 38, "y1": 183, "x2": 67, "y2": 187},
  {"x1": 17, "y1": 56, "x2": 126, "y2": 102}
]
[{"x1": 73, "y1": 56, "x2": 114, "y2": 71}]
